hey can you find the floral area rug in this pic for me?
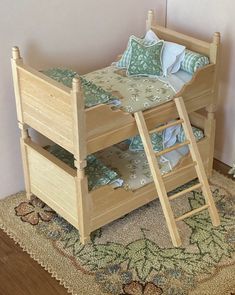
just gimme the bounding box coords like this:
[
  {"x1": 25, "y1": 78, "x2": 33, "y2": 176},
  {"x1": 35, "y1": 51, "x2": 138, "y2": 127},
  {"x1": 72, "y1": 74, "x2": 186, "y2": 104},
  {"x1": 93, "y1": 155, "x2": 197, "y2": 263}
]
[{"x1": 0, "y1": 171, "x2": 234, "y2": 295}]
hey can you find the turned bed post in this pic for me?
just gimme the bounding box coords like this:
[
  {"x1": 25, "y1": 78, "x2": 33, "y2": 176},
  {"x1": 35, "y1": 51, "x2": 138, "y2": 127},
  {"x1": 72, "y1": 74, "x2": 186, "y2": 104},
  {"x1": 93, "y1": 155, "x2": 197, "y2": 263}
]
[
  {"x1": 11, "y1": 47, "x2": 33, "y2": 200},
  {"x1": 72, "y1": 77, "x2": 91, "y2": 244},
  {"x1": 146, "y1": 9, "x2": 154, "y2": 31},
  {"x1": 205, "y1": 32, "x2": 221, "y2": 177}
]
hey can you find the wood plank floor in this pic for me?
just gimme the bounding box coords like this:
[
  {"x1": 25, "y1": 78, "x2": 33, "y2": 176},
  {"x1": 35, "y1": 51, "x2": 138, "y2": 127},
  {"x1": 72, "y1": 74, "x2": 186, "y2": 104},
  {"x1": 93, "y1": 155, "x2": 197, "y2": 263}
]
[{"x1": 0, "y1": 159, "x2": 233, "y2": 295}]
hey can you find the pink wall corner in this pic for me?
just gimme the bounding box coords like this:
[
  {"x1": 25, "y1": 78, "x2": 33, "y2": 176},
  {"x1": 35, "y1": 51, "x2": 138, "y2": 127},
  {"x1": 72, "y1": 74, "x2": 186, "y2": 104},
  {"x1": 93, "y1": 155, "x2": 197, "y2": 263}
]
[{"x1": 167, "y1": 0, "x2": 235, "y2": 166}]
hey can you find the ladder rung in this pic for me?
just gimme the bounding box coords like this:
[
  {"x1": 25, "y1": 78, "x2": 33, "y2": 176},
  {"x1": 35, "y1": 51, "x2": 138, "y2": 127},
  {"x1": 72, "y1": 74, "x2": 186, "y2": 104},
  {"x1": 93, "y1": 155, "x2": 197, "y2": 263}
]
[
  {"x1": 175, "y1": 204, "x2": 209, "y2": 222},
  {"x1": 163, "y1": 161, "x2": 197, "y2": 179},
  {"x1": 169, "y1": 183, "x2": 202, "y2": 201},
  {"x1": 149, "y1": 119, "x2": 184, "y2": 134},
  {"x1": 155, "y1": 140, "x2": 190, "y2": 157}
]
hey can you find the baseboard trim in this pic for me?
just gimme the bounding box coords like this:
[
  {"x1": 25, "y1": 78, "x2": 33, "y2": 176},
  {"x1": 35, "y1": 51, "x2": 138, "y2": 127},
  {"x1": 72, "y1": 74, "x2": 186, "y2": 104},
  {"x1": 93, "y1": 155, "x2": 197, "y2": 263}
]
[{"x1": 213, "y1": 158, "x2": 233, "y2": 179}]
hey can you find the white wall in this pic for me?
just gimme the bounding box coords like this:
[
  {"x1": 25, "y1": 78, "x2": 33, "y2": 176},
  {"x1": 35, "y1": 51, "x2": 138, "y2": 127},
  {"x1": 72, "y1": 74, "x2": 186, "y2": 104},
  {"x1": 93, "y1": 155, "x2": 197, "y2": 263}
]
[
  {"x1": 0, "y1": 0, "x2": 166, "y2": 199},
  {"x1": 166, "y1": 0, "x2": 235, "y2": 166}
]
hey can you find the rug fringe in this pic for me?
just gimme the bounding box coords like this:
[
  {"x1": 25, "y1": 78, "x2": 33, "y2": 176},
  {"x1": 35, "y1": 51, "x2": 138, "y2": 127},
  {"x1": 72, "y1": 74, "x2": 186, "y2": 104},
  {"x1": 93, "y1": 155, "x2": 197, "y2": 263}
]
[{"x1": 0, "y1": 222, "x2": 76, "y2": 295}]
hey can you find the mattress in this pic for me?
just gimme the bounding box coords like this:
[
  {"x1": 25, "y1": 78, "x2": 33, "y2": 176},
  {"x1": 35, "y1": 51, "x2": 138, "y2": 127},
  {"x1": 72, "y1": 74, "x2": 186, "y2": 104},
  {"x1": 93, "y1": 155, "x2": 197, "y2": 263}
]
[
  {"x1": 42, "y1": 66, "x2": 192, "y2": 113},
  {"x1": 45, "y1": 125, "x2": 204, "y2": 191}
]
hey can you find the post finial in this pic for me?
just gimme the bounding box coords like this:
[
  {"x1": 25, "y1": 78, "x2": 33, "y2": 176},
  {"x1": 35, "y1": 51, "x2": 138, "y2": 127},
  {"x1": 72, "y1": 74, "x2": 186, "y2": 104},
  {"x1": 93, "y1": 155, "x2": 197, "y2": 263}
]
[
  {"x1": 72, "y1": 77, "x2": 81, "y2": 92},
  {"x1": 213, "y1": 32, "x2": 221, "y2": 45},
  {"x1": 12, "y1": 46, "x2": 21, "y2": 60}
]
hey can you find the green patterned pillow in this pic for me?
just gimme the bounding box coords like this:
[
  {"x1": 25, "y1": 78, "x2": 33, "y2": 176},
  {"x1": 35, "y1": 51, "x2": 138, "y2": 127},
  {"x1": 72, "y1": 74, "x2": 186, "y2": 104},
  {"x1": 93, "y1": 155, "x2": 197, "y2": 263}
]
[
  {"x1": 116, "y1": 36, "x2": 156, "y2": 69},
  {"x1": 127, "y1": 38, "x2": 164, "y2": 77},
  {"x1": 180, "y1": 49, "x2": 209, "y2": 74}
]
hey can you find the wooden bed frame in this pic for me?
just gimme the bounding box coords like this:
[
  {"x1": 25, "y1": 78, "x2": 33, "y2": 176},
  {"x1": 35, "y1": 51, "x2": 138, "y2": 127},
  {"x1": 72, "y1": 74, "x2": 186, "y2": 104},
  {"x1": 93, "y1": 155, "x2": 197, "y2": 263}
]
[{"x1": 11, "y1": 11, "x2": 220, "y2": 245}]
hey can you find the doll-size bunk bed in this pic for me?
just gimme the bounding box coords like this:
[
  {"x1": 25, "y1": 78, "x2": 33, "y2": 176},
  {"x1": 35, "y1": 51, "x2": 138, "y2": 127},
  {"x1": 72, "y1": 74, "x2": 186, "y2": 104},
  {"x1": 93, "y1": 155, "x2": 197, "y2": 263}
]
[{"x1": 11, "y1": 11, "x2": 221, "y2": 247}]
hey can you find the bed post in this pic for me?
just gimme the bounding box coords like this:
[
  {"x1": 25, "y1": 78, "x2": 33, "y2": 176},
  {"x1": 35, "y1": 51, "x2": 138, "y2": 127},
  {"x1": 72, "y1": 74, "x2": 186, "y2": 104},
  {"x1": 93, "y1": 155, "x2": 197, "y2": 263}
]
[
  {"x1": 205, "y1": 32, "x2": 221, "y2": 177},
  {"x1": 146, "y1": 9, "x2": 154, "y2": 31},
  {"x1": 11, "y1": 47, "x2": 33, "y2": 200},
  {"x1": 72, "y1": 77, "x2": 91, "y2": 244}
]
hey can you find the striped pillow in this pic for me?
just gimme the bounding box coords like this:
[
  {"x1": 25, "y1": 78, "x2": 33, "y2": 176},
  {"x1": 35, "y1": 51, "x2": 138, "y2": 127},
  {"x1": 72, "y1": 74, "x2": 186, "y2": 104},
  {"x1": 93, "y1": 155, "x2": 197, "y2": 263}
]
[
  {"x1": 116, "y1": 35, "x2": 156, "y2": 69},
  {"x1": 180, "y1": 49, "x2": 210, "y2": 74}
]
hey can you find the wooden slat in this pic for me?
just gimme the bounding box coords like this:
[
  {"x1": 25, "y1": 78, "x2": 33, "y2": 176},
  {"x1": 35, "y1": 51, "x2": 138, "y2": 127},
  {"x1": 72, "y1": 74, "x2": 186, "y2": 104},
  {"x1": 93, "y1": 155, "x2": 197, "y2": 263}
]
[
  {"x1": 18, "y1": 63, "x2": 71, "y2": 94},
  {"x1": 169, "y1": 183, "x2": 202, "y2": 201},
  {"x1": 17, "y1": 65, "x2": 74, "y2": 153},
  {"x1": 155, "y1": 141, "x2": 190, "y2": 157},
  {"x1": 163, "y1": 161, "x2": 197, "y2": 179},
  {"x1": 175, "y1": 205, "x2": 209, "y2": 222},
  {"x1": 151, "y1": 25, "x2": 211, "y2": 56},
  {"x1": 149, "y1": 119, "x2": 183, "y2": 134}
]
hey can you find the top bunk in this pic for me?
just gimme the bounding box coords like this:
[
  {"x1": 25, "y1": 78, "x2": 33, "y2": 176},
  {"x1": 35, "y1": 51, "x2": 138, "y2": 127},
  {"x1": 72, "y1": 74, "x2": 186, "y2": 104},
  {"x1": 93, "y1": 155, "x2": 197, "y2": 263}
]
[{"x1": 11, "y1": 10, "x2": 220, "y2": 156}]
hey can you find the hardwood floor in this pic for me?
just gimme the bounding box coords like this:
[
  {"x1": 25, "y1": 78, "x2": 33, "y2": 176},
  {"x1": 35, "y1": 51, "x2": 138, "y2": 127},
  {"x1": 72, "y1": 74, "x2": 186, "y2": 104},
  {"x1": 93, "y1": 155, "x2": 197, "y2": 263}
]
[
  {"x1": 0, "y1": 229, "x2": 68, "y2": 295},
  {"x1": 0, "y1": 159, "x2": 233, "y2": 295}
]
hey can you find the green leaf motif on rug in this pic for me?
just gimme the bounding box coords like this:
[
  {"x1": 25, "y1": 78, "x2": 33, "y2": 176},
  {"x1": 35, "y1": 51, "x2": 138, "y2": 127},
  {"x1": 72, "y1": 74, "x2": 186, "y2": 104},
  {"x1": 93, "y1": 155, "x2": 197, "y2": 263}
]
[
  {"x1": 125, "y1": 236, "x2": 209, "y2": 281},
  {"x1": 79, "y1": 243, "x2": 128, "y2": 270},
  {"x1": 185, "y1": 189, "x2": 235, "y2": 264}
]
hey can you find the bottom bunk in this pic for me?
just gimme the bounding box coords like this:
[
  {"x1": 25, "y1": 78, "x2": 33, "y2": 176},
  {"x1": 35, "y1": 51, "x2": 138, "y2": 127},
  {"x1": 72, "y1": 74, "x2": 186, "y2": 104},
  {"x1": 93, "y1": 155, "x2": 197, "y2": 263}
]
[{"x1": 24, "y1": 123, "x2": 209, "y2": 234}]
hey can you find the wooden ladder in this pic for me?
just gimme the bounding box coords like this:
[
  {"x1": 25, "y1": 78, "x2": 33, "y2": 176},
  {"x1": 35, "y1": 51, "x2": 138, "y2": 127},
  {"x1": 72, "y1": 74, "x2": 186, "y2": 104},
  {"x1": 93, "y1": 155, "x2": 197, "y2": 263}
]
[{"x1": 134, "y1": 97, "x2": 220, "y2": 247}]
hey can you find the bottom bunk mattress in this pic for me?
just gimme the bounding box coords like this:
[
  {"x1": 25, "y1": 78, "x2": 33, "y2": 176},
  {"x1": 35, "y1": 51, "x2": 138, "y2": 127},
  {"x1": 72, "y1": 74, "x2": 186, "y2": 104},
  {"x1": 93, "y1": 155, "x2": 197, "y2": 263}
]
[{"x1": 45, "y1": 125, "x2": 204, "y2": 191}]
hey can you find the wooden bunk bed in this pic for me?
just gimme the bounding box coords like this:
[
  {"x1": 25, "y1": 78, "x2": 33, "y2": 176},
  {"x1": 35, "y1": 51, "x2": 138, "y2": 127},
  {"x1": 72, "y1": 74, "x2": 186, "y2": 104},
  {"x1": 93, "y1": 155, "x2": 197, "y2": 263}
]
[{"x1": 11, "y1": 11, "x2": 221, "y2": 247}]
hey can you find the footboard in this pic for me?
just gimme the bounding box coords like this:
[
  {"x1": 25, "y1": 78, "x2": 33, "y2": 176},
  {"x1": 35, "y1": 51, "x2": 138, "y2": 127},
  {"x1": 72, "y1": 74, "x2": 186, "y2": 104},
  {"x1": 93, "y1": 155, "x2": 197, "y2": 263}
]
[{"x1": 25, "y1": 140, "x2": 79, "y2": 228}]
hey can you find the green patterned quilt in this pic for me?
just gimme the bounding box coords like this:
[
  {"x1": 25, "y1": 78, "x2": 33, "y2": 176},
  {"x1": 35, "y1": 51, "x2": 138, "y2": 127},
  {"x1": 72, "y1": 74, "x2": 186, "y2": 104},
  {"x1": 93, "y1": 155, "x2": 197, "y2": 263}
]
[{"x1": 42, "y1": 66, "x2": 175, "y2": 113}]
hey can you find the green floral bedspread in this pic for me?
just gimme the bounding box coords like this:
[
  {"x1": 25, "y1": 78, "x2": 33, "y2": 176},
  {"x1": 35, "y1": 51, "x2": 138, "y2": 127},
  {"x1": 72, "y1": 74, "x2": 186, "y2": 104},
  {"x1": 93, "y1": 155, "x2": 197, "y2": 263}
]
[
  {"x1": 42, "y1": 66, "x2": 175, "y2": 113},
  {"x1": 42, "y1": 68, "x2": 118, "y2": 108},
  {"x1": 84, "y1": 66, "x2": 175, "y2": 113}
]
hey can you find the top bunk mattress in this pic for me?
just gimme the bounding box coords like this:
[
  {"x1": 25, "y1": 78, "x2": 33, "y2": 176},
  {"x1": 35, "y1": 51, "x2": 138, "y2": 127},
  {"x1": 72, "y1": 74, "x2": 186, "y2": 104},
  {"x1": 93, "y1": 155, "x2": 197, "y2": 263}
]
[{"x1": 42, "y1": 66, "x2": 192, "y2": 113}]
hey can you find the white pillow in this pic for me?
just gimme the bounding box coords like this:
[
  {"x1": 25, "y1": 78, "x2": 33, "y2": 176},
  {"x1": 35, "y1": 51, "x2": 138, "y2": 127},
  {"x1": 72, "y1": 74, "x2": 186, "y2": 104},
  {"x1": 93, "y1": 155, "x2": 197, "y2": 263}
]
[{"x1": 145, "y1": 30, "x2": 185, "y2": 76}]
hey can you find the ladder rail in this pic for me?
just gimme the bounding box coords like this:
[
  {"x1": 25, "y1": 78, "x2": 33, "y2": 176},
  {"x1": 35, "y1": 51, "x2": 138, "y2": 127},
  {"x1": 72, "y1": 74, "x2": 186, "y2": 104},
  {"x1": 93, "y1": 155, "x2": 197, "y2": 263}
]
[
  {"x1": 174, "y1": 97, "x2": 220, "y2": 226},
  {"x1": 134, "y1": 111, "x2": 181, "y2": 247}
]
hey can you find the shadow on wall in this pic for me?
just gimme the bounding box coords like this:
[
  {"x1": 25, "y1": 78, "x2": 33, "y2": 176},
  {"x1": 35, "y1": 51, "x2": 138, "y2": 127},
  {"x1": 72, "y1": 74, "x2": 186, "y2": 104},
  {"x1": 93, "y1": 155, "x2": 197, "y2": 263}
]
[{"x1": 215, "y1": 25, "x2": 233, "y2": 159}]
